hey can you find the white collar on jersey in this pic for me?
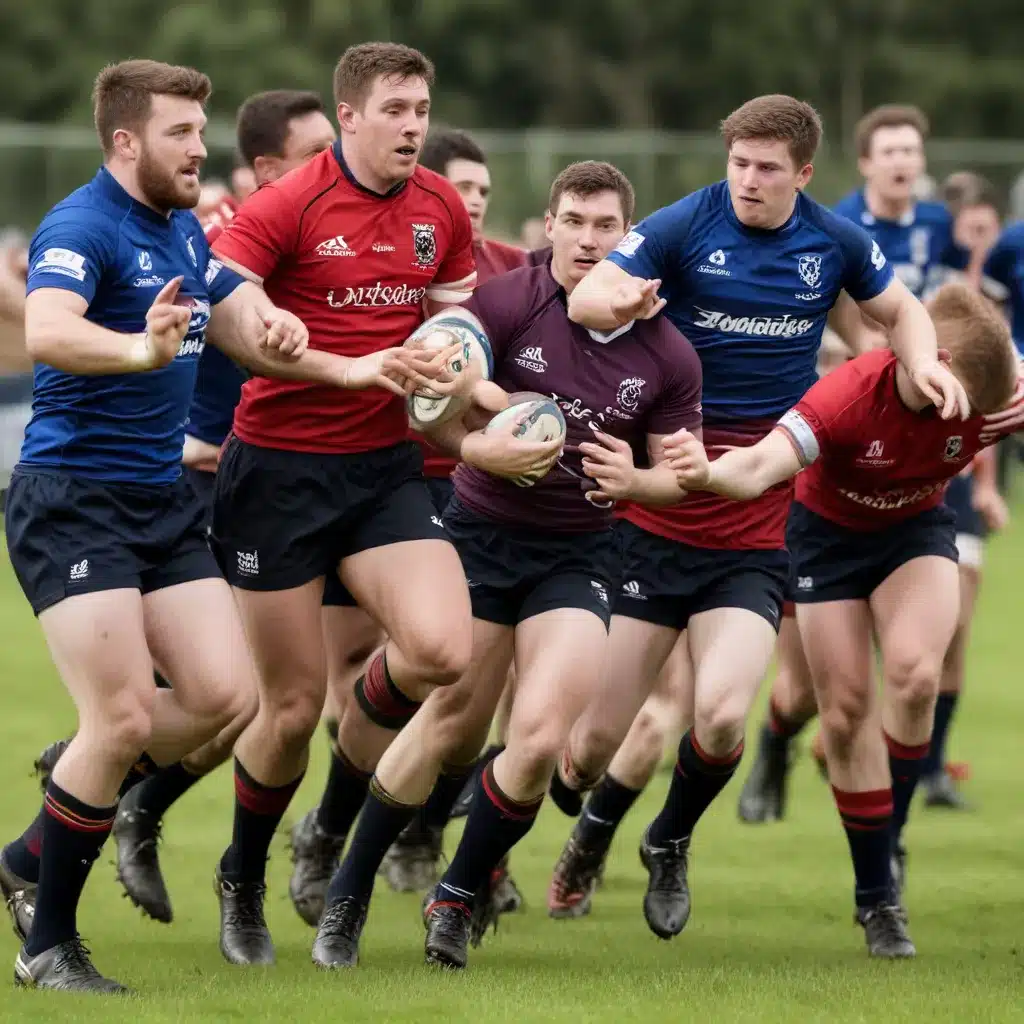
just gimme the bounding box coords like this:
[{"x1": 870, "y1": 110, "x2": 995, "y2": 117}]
[
  {"x1": 860, "y1": 205, "x2": 916, "y2": 227},
  {"x1": 586, "y1": 321, "x2": 635, "y2": 344}
]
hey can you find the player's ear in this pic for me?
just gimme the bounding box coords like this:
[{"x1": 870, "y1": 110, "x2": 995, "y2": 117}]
[
  {"x1": 252, "y1": 155, "x2": 275, "y2": 184},
  {"x1": 111, "y1": 128, "x2": 137, "y2": 162},
  {"x1": 796, "y1": 162, "x2": 814, "y2": 192},
  {"x1": 937, "y1": 348, "x2": 953, "y2": 366}
]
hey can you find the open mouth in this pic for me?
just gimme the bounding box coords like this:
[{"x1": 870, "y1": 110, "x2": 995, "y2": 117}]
[
  {"x1": 739, "y1": 195, "x2": 762, "y2": 206},
  {"x1": 181, "y1": 167, "x2": 200, "y2": 183},
  {"x1": 574, "y1": 255, "x2": 599, "y2": 268},
  {"x1": 395, "y1": 145, "x2": 417, "y2": 158},
  {"x1": 892, "y1": 172, "x2": 910, "y2": 187}
]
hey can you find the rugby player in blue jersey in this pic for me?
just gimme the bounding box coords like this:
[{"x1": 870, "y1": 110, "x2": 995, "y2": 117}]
[
  {"x1": 0, "y1": 59, "x2": 353, "y2": 994},
  {"x1": 555, "y1": 94, "x2": 969, "y2": 951}
]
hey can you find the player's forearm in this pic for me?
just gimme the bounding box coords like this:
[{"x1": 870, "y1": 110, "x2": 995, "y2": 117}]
[
  {"x1": 566, "y1": 274, "x2": 623, "y2": 331},
  {"x1": 705, "y1": 449, "x2": 782, "y2": 500},
  {"x1": 972, "y1": 446, "x2": 997, "y2": 489},
  {"x1": 887, "y1": 293, "x2": 939, "y2": 372},
  {"x1": 0, "y1": 271, "x2": 25, "y2": 324},
  {"x1": 626, "y1": 464, "x2": 688, "y2": 506},
  {"x1": 418, "y1": 418, "x2": 470, "y2": 459},
  {"x1": 25, "y1": 307, "x2": 150, "y2": 375}
]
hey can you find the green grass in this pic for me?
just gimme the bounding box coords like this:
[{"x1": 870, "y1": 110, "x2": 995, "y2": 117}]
[{"x1": 1, "y1": 500, "x2": 1024, "y2": 1023}]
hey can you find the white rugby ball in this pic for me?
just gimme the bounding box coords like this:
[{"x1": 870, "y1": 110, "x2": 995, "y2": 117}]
[
  {"x1": 483, "y1": 393, "x2": 566, "y2": 487},
  {"x1": 406, "y1": 308, "x2": 494, "y2": 430}
]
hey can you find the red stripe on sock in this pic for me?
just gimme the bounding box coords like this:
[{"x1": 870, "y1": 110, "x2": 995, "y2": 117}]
[
  {"x1": 832, "y1": 786, "x2": 894, "y2": 823},
  {"x1": 234, "y1": 769, "x2": 299, "y2": 816},
  {"x1": 361, "y1": 652, "x2": 417, "y2": 720},
  {"x1": 480, "y1": 764, "x2": 542, "y2": 822},
  {"x1": 44, "y1": 795, "x2": 115, "y2": 833},
  {"x1": 883, "y1": 732, "x2": 930, "y2": 761},
  {"x1": 691, "y1": 732, "x2": 745, "y2": 767}
]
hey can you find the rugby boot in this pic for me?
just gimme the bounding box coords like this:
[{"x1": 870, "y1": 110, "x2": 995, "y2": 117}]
[
  {"x1": 311, "y1": 896, "x2": 368, "y2": 969},
  {"x1": 14, "y1": 937, "x2": 130, "y2": 993},
  {"x1": 215, "y1": 868, "x2": 274, "y2": 965},
  {"x1": 288, "y1": 807, "x2": 345, "y2": 927},
  {"x1": 112, "y1": 786, "x2": 172, "y2": 923},
  {"x1": 857, "y1": 903, "x2": 916, "y2": 958},
  {"x1": 639, "y1": 828, "x2": 691, "y2": 939}
]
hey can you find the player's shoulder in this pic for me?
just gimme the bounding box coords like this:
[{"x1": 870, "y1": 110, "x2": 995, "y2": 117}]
[
  {"x1": 36, "y1": 182, "x2": 122, "y2": 238},
  {"x1": 256, "y1": 149, "x2": 338, "y2": 208},
  {"x1": 639, "y1": 182, "x2": 721, "y2": 232},
  {"x1": 476, "y1": 260, "x2": 554, "y2": 307},
  {"x1": 799, "y1": 193, "x2": 875, "y2": 255},
  {"x1": 996, "y1": 219, "x2": 1024, "y2": 246},
  {"x1": 479, "y1": 237, "x2": 528, "y2": 263},
  {"x1": 810, "y1": 348, "x2": 893, "y2": 409},
  {"x1": 409, "y1": 166, "x2": 468, "y2": 227},
  {"x1": 913, "y1": 200, "x2": 954, "y2": 229},
  {"x1": 641, "y1": 313, "x2": 702, "y2": 371},
  {"x1": 831, "y1": 188, "x2": 864, "y2": 221}
]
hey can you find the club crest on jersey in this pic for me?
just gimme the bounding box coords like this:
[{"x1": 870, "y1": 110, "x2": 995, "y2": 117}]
[
  {"x1": 616, "y1": 377, "x2": 646, "y2": 413},
  {"x1": 412, "y1": 223, "x2": 437, "y2": 266},
  {"x1": 137, "y1": 250, "x2": 152, "y2": 272},
  {"x1": 796, "y1": 253, "x2": 823, "y2": 300},
  {"x1": 943, "y1": 435, "x2": 964, "y2": 462}
]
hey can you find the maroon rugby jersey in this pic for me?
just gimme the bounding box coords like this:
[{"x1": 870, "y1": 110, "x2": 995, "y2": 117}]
[
  {"x1": 214, "y1": 141, "x2": 476, "y2": 454},
  {"x1": 780, "y1": 349, "x2": 1006, "y2": 530},
  {"x1": 453, "y1": 262, "x2": 703, "y2": 530},
  {"x1": 418, "y1": 236, "x2": 532, "y2": 480}
]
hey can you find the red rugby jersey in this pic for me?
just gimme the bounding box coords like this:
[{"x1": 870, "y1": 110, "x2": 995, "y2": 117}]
[
  {"x1": 779, "y1": 349, "x2": 1003, "y2": 530},
  {"x1": 213, "y1": 142, "x2": 476, "y2": 453},
  {"x1": 418, "y1": 236, "x2": 531, "y2": 479}
]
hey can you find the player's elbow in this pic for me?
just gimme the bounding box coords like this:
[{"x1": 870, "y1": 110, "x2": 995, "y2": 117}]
[{"x1": 23, "y1": 318, "x2": 59, "y2": 364}]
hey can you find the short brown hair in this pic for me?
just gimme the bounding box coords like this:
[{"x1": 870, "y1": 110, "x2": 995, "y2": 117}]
[
  {"x1": 236, "y1": 90, "x2": 325, "y2": 168},
  {"x1": 333, "y1": 43, "x2": 435, "y2": 109},
  {"x1": 855, "y1": 104, "x2": 929, "y2": 159},
  {"x1": 927, "y1": 282, "x2": 1017, "y2": 415},
  {"x1": 93, "y1": 59, "x2": 211, "y2": 157},
  {"x1": 940, "y1": 171, "x2": 1001, "y2": 218},
  {"x1": 548, "y1": 161, "x2": 635, "y2": 224},
  {"x1": 720, "y1": 95, "x2": 823, "y2": 168}
]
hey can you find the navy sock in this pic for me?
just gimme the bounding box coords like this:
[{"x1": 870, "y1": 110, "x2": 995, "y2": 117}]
[
  {"x1": 434, "y1": 761, "x2": 542, "y2": 908},
  {"x1": 766, "y1": 696, "x2": 813, "y2": 753},
  {"x1": 648, "y1": 730, "x2": 743, "y2": 845},
  {"x1": 118, "y1": 751, "x2": 160, "y2": 799},
  {"x1": 886, "y1": 732, "x2": 930, "y2": 844},
  {"x1": 420, "y1": 762, "x2": 475, "y2": 831},
  {"x1": 921, "y1": 693, "x2": 957, "y2": 776},
  {"x1": 576, "y1": 774, "x2": 641, "y2": 846},
  {"x1": 3, "y1": 806, "x2": 46, "y2": 883},
  {"x1": 316, "y1": 744, "x2": 371, "y2": 839},
  {"x1": 219, "y1": 759, "x2": 303, "y2": 884},
  {"x1": 24, "y1": 782, "x2": 116, "y2": 956},
  {"x1": 131, "y1": 761, "x2": 203, "y2": 819},
  {"x1": 326, "y1": 778, "x2": 418, "y2": 905},
  {"x1": 833, "y1": 786, "x2": 894, "y2": 908}
]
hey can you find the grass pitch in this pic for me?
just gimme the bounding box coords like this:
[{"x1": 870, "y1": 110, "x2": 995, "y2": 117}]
[{"x1": 0, "y1": 493, "x2": 1022, "y2": 1022}]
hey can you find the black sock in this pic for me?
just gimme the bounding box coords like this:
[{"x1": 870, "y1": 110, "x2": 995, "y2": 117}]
[
  {"x1": 131, "y1": 762, "x2": 203, "y2": 819},
  {"x1": 921, "y1": 693, "x2": 957, "y2": 776},
  {"x1": 886, "y1": 732, "x2": 929, "y2": 844},
  {"x1": 648, "y1": 730, "x2": 744, "y2": 845},
  {"x1": 24, "y1": 782, "x2": 116, "y2": 956},
  {"x1": 421, "y1": 762, "x2": 476, "y2": 831},
  {"x1": 576, "y1": 774, "x2": 642, "y2": 846},
  {"x1": 326, "y1": 778, "x2": 418, "y2": 905},
  {"x1": 4, "y1": 806, "x2": 46, "y2": 883},
  {"x1": 118, "y1": 751, "x2": 160, "y2": 799},
  {"x1": 833, "y1": 786, "x2": 894, "y2": 908},
  {"x1": 219, "y1": 758, "x2": 304, "y2": 884},
  {"x1": 478, "y1": 743, "x2": 505, "y2": 767},
  {"x1": 316, "y1": 744, "x2": 372, "y2": 839},
  {"x1": 766, "y1": 697, "x2": 813, "y2": 754},
  {"x1": 434, "y1": 761, "x2": 542, "y2": 908}
]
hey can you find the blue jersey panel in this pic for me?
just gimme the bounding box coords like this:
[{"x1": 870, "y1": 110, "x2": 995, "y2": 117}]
[
  {"x1": 984, "y1": 221, "x2": 1024, "y2": 354},
  {"x1": 608, "y1": 181, "x2": 892, "y2": 420},
  {"x1": 20, "y1": 168, "x2": 244, "y2": 483}
]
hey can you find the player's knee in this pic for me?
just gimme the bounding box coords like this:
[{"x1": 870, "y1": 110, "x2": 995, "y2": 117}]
[
  {"x1": 508, "y1": 716, "x2": 566, "y2": 779},
  {"x1": 426, "y1": 684, "x2": 478, "y2": 758},
  {"x1": 262, "y1": 687, "x2": 323, "y2": 754},
  {"x1": 630, "y1": 705, "x2": 671, "y2": 760},
  {"x1": 886, "y1": 654, "x2": 941, "y2": 716},
  {"x1": 693, "y1": 690, "x2": 748, "y2": 753},
  {"x1": 819, "y1": 683, "x2": 872, "y2": 750},
  {"x1": 92, "y1": 695, "x2": 154, "y2": 764},
  {"x1": 403, "y1": 628, "x2": 471, "y2": 689}
]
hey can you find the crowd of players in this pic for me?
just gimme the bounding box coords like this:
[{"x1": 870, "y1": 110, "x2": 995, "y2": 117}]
[{"x1": 0, "y1": 42, "x2": 1022, "y2": 995}]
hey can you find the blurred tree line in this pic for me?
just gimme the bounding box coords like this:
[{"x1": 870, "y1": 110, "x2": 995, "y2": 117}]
[
  {"x1": 1, "y1": 0, "x2": 1023, "y2": 232},
  {"x1": 3, "y1": 0, "x2": 1023, "y2": 145}
]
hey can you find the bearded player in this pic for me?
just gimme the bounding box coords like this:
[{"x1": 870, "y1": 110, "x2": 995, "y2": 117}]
[
  {"x1": 667, "y1": 282, "x2": 1017, "y2": 957},
  {"x1": 550, "y1": 94, "x2": 967, "y2": 945}
]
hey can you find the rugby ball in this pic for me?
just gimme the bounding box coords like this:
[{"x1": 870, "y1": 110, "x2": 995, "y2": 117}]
[
  {"x1": 405, "y1": 307, "x2": 494, "y2": 430},
  {"x1": 482, "y1": 392, "x2": 566, "y2": 487}
]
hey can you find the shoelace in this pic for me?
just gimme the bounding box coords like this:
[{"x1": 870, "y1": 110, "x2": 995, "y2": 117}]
[
  {"x1": 866, "y1": 905, "x2": 908, "y2": 943},
  {"x1": 52, "y1": 937, "x2": 102, "y2": 979},
  {"x1": 320, "y1": 897, "x2": 364, "y2": 936},
  {"x1": 649, "y1": 841, "x2": 689, "y2": 894},
  {"x1": 433, "y1": 904, "x2": 470, "y2": 947},
  {"x1": 224, "y1": 882, "x2": 267, "y2": 932},
  {"x1": 556, "y1": 839, "x2": 605, "y2": 897}
]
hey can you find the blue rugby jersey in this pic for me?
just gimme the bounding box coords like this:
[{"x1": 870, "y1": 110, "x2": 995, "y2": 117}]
[
  {"x1": 607, "y1": 180, "x2": 893, "y2": 421},
  {"x1": 833, "y1": 188, "x2": 966, "y2": 299},
  {"x1": 984, "y1": 221, "x2": 1024, "y2": 354},
  {"x1": 21, "y1": 167, "x2": 244, "y2": 483}
]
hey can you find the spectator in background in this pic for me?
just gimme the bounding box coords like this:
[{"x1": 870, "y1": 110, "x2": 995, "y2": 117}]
[{"x1": 231, "y1": 164, "x2": 257, "y2": 202}]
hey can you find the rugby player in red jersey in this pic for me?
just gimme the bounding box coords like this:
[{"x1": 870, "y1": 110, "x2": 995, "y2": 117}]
[
  {"x1": 667, "y1": 282, "x2": 1018, "y2": 958},
  {"x1": 305, "y1": 161, "x2": 703, "y2": 971},
  {"x1": 208, "y1": 43, "x2": 477, "y2": 967}
]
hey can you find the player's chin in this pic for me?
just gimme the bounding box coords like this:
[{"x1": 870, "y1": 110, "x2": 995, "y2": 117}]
[
  {"x1": 389, "y1": 150, "x2": 420, "y2": 179},
  {"x1": 176, "y1": 176, "x2": 202, "y2": 208}
]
